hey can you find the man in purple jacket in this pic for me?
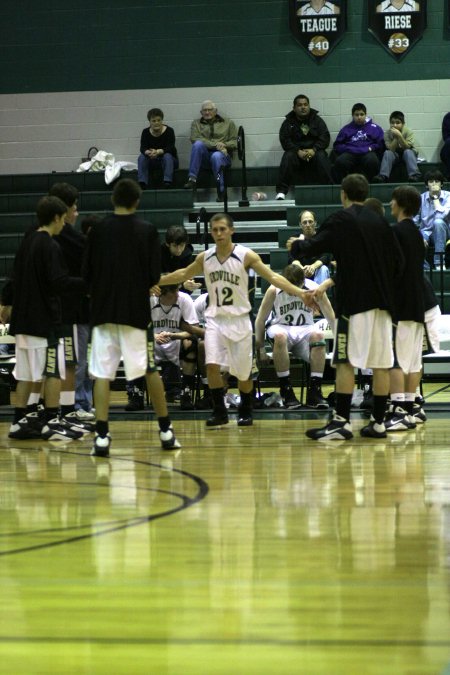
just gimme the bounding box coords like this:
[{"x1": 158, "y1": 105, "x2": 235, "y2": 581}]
[{"x1": 332, "y1": 103, "x2": 385, "y2": 183}]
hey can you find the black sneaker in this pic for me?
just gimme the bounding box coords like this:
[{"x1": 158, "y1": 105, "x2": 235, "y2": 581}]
[
  {"x1": 91, "y1": 433, "x2": 111, "y2": 457},
  {"x1": 206, "y1": 412, "x2": 229, "y2": 427},
  {"x1": 409, "y1": 173, "x2": 422, "y2": 182},
  {"x1": 159, "y1": 426, "x2": 181, "y2": 450},
  {"x1": 306, "y1": 414, "x2": 353, "y2": 441},
  {"x1": 216, "y1": 191, "x2": 225, "y2": 202},
  {"x1": 8, "y1": 417, "x2": 42, "y2": 440},
  {"x1": 41, "y1": 418, "x2": 83, "y2": 441},
  {"x1": 280, "y1": 386, "x2": 301, "y2": 409},
  {"x1": 196, "y1": 392, "x2": 213, "y2": 410},
  {"x1": 360, "y1": 417, "x2": 387, "y2": 438},
  {"x1": 306, "y1": 387, "x2": 329, "y2": 409},
  {"x1": 359, "y1": 384, "x2": 374, "y2": 411},
  {"x1": 183, "y1": 178, "x2": 197, "y2": 190},
  {"x1": 237, "y1": 414, "x2": 253, "y2": 427},
  {"x1": 180, "y1": 390, "x2": 195, "y2": 410},
  {"x1": 125, "y1": 395, "x2": 144, "y2": 411},
  {"x1": 372, "y1": 174, "x2": 387, "y2": 183},
  {"x1": 63, "y1": 411, "x2": 95, "y2": 434},
  {"x1": 385, "y1": 405, "x2": 415, "y2": 432}
]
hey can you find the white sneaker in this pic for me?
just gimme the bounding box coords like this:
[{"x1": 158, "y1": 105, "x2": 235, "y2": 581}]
[
  {"x1": 160, "y1": 426, "x2": 181, "y2": 451},
  {"x1": 75, "y1": 409, "x2": 96, "y2": 421},
  {"x1": 275, "y1": 192, "x2": 286, "y2": 200},
  {"x1": 91, "y1": 433, "x2": 111, "y2": 458}
]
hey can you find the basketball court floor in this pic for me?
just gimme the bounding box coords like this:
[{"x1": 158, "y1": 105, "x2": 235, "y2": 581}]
[{"x1": 0, "y1": 386, "x2": 449, "y2": 675}]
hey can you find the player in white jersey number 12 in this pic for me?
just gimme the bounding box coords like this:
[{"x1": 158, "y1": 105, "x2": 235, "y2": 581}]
[{"x1": 158, "y1": 213, "x2": 316, "y2": 428}]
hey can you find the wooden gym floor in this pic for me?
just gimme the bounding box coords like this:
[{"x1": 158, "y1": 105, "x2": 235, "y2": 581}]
[{"x1": 0, "y1": 387, "x2": 449, "y2": 675}]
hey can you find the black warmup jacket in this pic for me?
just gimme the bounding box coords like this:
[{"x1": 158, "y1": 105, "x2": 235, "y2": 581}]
[
  {"x1": 391, "y1": 218, "x2": 425, "y2": 323},
  {"x1": 4, "y1": 230, "x2": 86, "y2": 338},
  {"x1": 291, "y1": 204, "x2": 403, "y2": 318},
  {"x1": 82, "y1": 213, "x2": 161, "y2": 330},
  {"x1": 54, "y1": 222, "x2": 88, "y2": 324}
]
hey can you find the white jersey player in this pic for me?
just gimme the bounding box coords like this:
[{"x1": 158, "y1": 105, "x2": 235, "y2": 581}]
[
  {"x1": 151, "y1": 286, "x2": 198, "y2": 365},
  {"x1": 256, "y1": 266, "x2": 335, "y2": 409},
  {"x1": 157, "y1": 213, "x2": 313, "y2": 428}
]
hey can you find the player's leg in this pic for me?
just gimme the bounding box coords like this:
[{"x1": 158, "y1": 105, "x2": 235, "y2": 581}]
[
  {"x1": 307, "y1": 331, "x2": 328, "y2": 409},
  {"x1": 206, "y1": 363, "x2": 229, "y2": 426},
  {"x1": 270, "y1": 329, "x2": 301, "y2": 409},
  {"x1": 204, "y1": 322, "x2": 229, "y2": 427}
]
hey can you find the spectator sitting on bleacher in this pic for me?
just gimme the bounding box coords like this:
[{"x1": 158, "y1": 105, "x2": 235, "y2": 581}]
[
  {"x1": 137, "y1": 108, "x2": 178, "y2": 189},
  {"x1": 161, "y1": 225, "x2": 201, "y2": 294},
  {"x1": 414, "y1": 170, "x2": 450, "y2": 270},
  {"x1": 275, "y1": 94, "x2": 332, "y2": 200},
  {"x1": 440, "y1": 112, "x2": 450, "y2": 180},
  {"x1": 287, "y1": 210, "x2": 332, "y2": 284},
  {"x1": 332, "y1": 103, "x2": 384, "y2": 183},
  {"x1": 183, "y1": 100, "x2": 237, "y2": 202},
  {"x1": 255, "y1": 264, "x2": 334, "y2": 410},
  {"x1": 373, "y1": 110, "x2": 421, "y2": 183}
]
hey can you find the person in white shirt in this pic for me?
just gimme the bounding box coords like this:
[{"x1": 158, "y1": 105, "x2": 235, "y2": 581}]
[{"x1": 298, "y1": 0, "x2": 340, "y2": 15}]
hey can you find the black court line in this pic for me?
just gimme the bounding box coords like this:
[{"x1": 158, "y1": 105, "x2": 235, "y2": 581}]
[
  {"x1": 0, "y1": 636, "x2": 448, "y2": 648},
  {"x1": 0, "y1": 452, "x2": 209, "y2": 557}
]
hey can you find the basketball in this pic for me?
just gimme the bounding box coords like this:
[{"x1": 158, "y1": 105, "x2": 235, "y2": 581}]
[
  {"x1": 388, "y1": 32, "x2": 409, "y2": 54},
  {"x1": 308, "y1": 35, "x2": 329, "y2": 56}
]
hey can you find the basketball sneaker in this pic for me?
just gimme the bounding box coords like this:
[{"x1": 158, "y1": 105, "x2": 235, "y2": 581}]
[
  {"x1": 63, "y1": 411, "x2": 95, "y2": 434},
  {"x1": 384, "y1": 405, "x2": 415, "y2": 432},
  {"x1": 411, "y1": 404, "x2": 426, "y2": 424},
  {"x1": 91, "y1": 433, "x2": 111, "y2": 458},
  {"x1": 41, "y1": 418, "x2": 84, "y2": 441},
  {"x1": 75, "y1": 408, "x2": 96, "y2": 421},
  {"x1": 180, "y1": 389, "x2": 195, "y2": 410},
  {"x1": 159, "y1": 426, "x2": 181, "y2": 450},
  {"x1": 306, "y1": 384, "x2": 328, "y2": 409},
  {"x1": 206, "y1": 412, "x2": 229, "y2": 427},
  {"x1": 8, "y1": 416, "x2": 42, "y2": 440},
  {"x1": 306, "y1": 413, "x2": 353, "y2": 441},
  {"x1": 280, "y1": 386, "x2": 301, "y2": 409},
  {"x1": 360, "y1": 417, "x2": 387, "y2": 438}
]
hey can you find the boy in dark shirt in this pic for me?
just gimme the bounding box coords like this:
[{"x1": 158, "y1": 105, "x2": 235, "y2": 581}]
[
  {"x1": 83, "y1": 178, "x2": 180, "y2": 456},
  {"x1": 385, "y1": 185, "x2": 426, "y2": 431},
  {"x1": 49, "y1": 182, "x2": 94, "y2": 433},
  {"x1": 292, "y1": 173, "x2": 403, "y2": 440},
  {"x1": 1, "y1": 196, "x2": 87, "y2": 441}
]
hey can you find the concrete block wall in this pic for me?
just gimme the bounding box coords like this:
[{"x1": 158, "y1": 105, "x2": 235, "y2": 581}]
[
  {"x1": 1, "y1": 81, "x2": 449, "y2": 175},
  {"x1": 1, "y1": 0, "x2": 449, "y2": 176}
]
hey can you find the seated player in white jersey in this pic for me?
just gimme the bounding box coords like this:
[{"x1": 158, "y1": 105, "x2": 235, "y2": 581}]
[
  {"x1": 255, "y1": 264, "x2": 335, "y2": 409},
  {"x1": 157, "y1": 213, "x2": 315, "y2": 428},
  {"x1": 151, "y1": 283, "x2": 202, "y2": 410}
]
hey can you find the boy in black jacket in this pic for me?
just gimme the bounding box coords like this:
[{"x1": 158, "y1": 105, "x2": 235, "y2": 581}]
[
  {"x1": 1, "y1": 196, "x2": 87, "y2": 442},
  {"x1": 83, "y1": 178, "x2": 180, "y2": 456}
]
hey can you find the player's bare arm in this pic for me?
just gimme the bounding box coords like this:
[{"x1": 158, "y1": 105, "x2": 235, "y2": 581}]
[
  {"x1": 311, "y1": 277, "x2": 335, "y2": 301},
  {"x1": 255, "y1": 286, "x2": 277, "y2": 349},
  {"x1": 247, "y1": 251, "x2": 313, "y2": 305},
  {"x1": 180, "y1": 319, "x2": 205, "y2": 339},
  {"x1": 316, "y1": 289, "x2": 335, "y2": 332}
]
